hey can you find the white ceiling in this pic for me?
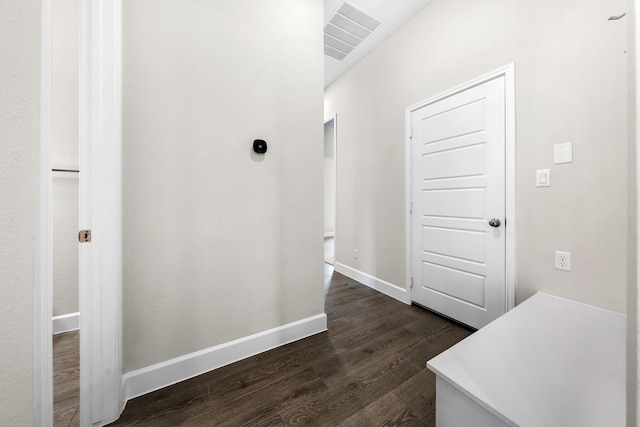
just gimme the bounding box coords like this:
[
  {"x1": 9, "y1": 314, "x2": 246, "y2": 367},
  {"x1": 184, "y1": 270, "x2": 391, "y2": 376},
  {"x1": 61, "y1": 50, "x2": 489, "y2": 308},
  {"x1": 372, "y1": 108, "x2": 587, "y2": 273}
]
[{"x1": 324, "y1": 0, "x2": 433, "y2": 88}]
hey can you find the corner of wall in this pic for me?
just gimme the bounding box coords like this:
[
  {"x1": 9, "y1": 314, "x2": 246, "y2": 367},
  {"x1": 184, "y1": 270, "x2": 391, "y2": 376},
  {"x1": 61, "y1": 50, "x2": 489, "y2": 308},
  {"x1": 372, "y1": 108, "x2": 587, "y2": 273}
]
[{"x1": 334, "y1": 262, "x2": 411, "y2": 305}]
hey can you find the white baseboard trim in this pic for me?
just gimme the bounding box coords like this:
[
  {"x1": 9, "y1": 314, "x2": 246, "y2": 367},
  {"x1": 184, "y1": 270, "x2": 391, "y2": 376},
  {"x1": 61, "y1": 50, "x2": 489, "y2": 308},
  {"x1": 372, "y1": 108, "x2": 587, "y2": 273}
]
[
  {"x1": 52, "y1": 312, "x2": 80, "y2": 334},
  {"x1": 122, "y1": 313, "x2": 327, "y2": 401},
  {"x1": 324, "y1": 232, "x2": 335, "y2": 238},
  {"x1": 334, "y1": 262, "x2": 411, "y2": 305}
]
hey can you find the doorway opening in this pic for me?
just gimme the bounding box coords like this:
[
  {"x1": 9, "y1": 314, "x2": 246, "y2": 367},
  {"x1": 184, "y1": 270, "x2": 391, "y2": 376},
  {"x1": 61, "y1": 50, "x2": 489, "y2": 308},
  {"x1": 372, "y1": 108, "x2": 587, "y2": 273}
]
[
  {"x1": 51, "y1": 0, "x2": 81, "y2": 424},
  {"x1": 37, "y1": 1, "x2": 123, "y2": 425},
  {"x1": 324, "y1": 116, "x2": 336, "y2": 267},
  {"x1": 406, "y1": 64, "x2": 516, "y2": 329}
]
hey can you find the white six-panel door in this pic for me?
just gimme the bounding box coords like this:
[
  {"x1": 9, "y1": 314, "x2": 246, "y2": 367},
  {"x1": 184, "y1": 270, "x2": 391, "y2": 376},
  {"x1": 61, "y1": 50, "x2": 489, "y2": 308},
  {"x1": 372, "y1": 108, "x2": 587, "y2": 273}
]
[{"x1": 410, "y1": 75, "x2": 507, "y2": 329}]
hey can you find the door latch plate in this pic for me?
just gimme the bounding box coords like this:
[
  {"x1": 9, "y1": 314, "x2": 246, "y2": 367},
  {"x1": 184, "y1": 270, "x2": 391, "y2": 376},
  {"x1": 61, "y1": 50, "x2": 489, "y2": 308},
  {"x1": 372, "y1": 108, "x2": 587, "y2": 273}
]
[{"x1": 79, "y1": 230, "x2": 92, "y2": 243}]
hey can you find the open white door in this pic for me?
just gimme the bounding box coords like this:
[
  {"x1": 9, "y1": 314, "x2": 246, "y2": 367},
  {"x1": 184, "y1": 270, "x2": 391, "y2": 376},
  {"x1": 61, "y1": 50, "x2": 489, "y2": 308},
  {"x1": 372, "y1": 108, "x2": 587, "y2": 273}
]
[
  {"x1": 78, "y1": 0, "x2": 123, "y2": 424},
  {"x1": 408, "y1": 67, "x2": 515, "y2": 329},
  {"x1": 36, "y1": 1, "x2": 122, "y2": 425}
]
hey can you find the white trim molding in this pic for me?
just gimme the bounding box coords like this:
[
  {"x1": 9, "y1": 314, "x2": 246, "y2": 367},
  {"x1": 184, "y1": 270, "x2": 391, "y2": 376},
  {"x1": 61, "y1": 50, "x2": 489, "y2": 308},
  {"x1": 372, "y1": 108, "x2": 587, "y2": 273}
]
[
  {"x1": 53, "y1": 312, "x2": 80, "y2": 334},
  {"x1": 35, "y1": 0, "x2": 54, "y2": 424},
  {"x1": 324, "y1": 232, "x2": 335, "y2": 238},
  {"x1": 405, "y1": 63, "x2": 517, "y2": 313},
  {"x1": 79, "y1": 0, "x2": 123, "y2": 425},
  {"x1": 122, "y1": 314, "x2": 328, "y2": 401},
  {"x1": 502, "y1": 63, "x2": 517, "y2": 311},
  {"x1": 334, "y1": 262, "x2": 411, "y2": 305}
]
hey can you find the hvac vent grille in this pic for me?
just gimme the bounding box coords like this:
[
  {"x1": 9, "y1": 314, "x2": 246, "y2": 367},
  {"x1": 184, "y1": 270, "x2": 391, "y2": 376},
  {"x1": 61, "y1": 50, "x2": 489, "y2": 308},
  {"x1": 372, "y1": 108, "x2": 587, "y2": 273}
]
[{"x1": 324, "y1": 3, "x2": 382, "y2": 61}]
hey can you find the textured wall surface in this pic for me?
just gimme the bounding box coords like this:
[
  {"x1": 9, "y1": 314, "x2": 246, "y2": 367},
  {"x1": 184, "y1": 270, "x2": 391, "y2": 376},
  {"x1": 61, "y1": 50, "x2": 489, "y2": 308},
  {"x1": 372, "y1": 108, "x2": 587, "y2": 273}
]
[
  {"x1": 325, "y1": 0, "x2": 628, "y2": 313},
  {"x1": 122, "y1": 0, "x2": 325, "y2": 371},
  {"x1": 0, "y1": 0, "x2": 40, "y2": 423}
]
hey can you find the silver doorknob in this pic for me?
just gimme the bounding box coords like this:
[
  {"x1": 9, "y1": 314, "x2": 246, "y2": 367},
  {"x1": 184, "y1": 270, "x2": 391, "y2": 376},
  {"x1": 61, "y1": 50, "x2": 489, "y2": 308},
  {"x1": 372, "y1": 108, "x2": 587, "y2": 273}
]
[{"x1": 489, "y1": 218, "x2": 501, "y2": 227}]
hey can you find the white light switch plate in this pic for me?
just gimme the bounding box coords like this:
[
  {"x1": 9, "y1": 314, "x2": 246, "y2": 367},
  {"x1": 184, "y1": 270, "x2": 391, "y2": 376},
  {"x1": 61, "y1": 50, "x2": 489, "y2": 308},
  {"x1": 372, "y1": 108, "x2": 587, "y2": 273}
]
[
  {"x1": 536, "y1": 169, "x2": 551, "y2": 187},
  {"x1": 554, "y1": 142, "x2": 573, "y2": 164}
]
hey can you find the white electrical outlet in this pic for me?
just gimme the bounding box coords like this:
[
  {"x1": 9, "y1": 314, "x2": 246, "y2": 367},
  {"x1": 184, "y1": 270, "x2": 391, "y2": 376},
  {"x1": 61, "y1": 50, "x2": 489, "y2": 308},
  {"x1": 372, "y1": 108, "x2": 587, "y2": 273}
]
[
  {"x1": 555, "y1": 251, "x2": 571, "y2": 271},
  {"x1": 353, "y1": 249, "x2": 358, "y2": 259}
]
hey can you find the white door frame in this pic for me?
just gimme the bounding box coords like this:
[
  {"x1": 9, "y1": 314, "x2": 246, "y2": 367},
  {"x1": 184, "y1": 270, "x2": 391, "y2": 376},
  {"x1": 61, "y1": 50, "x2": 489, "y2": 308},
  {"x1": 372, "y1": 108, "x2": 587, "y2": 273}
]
[
  {"x1": 79, "y1": 0, "x2": 123, "y2": 424},
  {"x1": 35, "y1": 0, "x2": 123, "y2": 425},
  {"x1": 34, "y1": 0, "x2": 54, "y2": 423},
  {"x1": 405, "y1": 63, "x2": 516, "y2": 313}
]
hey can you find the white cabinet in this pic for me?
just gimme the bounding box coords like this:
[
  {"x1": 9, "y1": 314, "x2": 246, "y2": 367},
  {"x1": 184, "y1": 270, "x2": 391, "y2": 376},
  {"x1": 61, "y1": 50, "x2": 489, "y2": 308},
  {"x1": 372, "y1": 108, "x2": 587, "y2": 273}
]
[{"x1": 427, "y1": 293, "x2": 625, "y2": 427}]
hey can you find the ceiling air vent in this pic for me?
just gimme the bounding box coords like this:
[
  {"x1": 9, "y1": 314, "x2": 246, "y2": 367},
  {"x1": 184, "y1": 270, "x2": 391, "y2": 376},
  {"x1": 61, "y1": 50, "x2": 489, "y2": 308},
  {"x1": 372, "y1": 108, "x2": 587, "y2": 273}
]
[{"x1": 324, "y1": 3, "x2": 382, "y2": 61}]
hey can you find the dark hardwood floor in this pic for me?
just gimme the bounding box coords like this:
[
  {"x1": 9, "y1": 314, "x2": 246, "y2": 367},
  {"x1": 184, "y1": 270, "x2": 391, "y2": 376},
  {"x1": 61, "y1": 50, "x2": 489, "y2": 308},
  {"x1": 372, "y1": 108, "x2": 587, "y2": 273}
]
[
  {"x1": 55, "y1": 264, "x2": 473, "y2": 426},
  {"x1": 53, "y1": 329, "x2": 80, "y2": 427}
]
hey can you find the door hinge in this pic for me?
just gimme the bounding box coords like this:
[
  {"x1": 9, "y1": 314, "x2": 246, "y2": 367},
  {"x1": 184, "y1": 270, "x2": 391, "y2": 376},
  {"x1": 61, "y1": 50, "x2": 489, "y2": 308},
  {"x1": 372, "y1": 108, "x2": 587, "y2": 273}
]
[
  {"x1": 410, "y1": 277, "x2": 414, "y2": 289},
  {"x1": 79, "y1": 230, "x2": 92, "y2": 243}
]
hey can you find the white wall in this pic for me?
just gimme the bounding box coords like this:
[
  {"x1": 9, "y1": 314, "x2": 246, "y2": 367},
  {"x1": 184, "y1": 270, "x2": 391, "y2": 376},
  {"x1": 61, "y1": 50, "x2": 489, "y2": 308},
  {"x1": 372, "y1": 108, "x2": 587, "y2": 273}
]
[
  {"x1": 324, "y1": 0, "x2": 628, "y2": 313},
  {"x1": 52, "y1": 175, "x2": 78, "y2": 316},
  {"x1": 52, "y1": 0, "x2": 79, "y2": 317},
  {"x1": 629, "y1": 0, "x2": 639, "y2": 424},
  {"x1": 324, "y1": 119, "x2": 336, "y2": 236},
  {"x1": 0, "y1": 0, "x2": 39, "y2": 423},
  {"x1": 122, "y1": 0, "x2": 325, "y2": 371}
]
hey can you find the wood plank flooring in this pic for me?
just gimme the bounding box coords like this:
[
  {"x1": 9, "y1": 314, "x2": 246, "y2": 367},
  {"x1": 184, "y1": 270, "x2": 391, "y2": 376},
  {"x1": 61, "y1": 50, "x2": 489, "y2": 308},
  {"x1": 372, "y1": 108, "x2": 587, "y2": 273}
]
[
  {"x1": 53, "y1": 329, "x2": 80, "y2": 427},
  {"x1": 56, "y1": 264, "x2": 473, "y2": 426}
]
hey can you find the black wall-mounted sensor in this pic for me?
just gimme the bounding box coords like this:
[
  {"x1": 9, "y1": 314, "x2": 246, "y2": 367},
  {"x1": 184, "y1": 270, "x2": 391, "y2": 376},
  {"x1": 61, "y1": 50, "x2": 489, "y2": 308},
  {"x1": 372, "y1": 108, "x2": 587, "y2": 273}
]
[{"x1": 253, "y1": 139, "x2": 267, "y2": 154}]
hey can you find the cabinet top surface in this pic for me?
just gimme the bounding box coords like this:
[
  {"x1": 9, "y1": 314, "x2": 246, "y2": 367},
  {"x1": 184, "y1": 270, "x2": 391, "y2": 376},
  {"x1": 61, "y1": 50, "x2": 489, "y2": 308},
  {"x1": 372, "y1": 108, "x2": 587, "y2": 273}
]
[{"x1": 427, "y1": 292, "x2": 626, "y2": 427}]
